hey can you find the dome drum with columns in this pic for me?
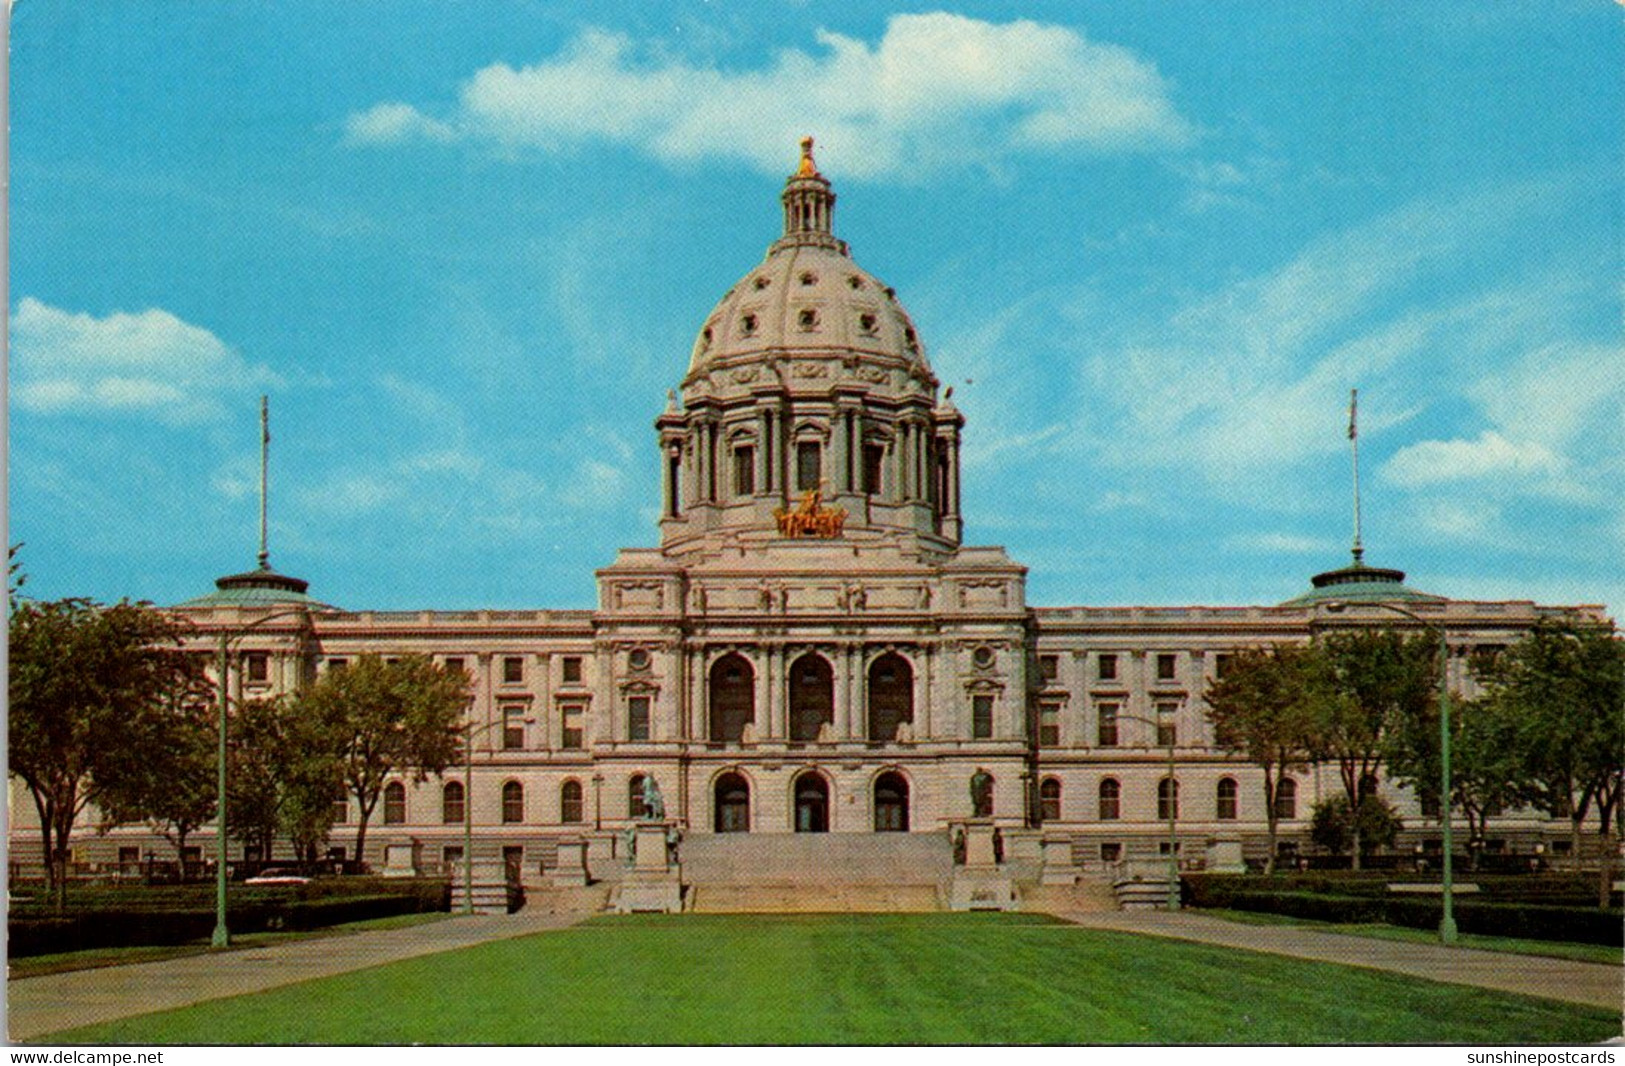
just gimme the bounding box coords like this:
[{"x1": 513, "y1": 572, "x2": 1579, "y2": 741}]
[{"x1": 659, "y1": 138, "x2": 966, "y2": 555}]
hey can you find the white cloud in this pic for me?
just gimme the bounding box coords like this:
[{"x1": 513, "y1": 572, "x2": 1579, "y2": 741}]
[
  {"x1": 1383, "y1": 431, "x2": 1565, "y2": 487},
  {"x1": 1227, "y1": 532, "x2": 1336, "y2": 555},
  {"x1": 10, "y1": 297, "x2": 275, "y2": 423},
  {"x1": 344, "y1": 14, "x2": 1191, "y2": 178},
  {"x1": 344, "y1": 102, "x2": 457, "y2": 145}
]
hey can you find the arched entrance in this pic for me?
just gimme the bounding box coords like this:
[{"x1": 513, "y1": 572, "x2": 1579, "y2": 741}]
[
  {"x1": 788, "y1": 652, "x2": 834, "y2": 742},
  {"x1": 867, "y1": 652, "x2": 913, "y2": 742},
  {"x1": 714, "y1": 772, "x2": 750, "y2": 833},
  {"x1": 709, "y1": 653, "x2": 755, "y2": 743},
  {"x1": 874, "y1": 771, "x2": 909, "y2": 832},
  {"x1": 793, "y1": 771, "x2": 830, "y2": 833}
]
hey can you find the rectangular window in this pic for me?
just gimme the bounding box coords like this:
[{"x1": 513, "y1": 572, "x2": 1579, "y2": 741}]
[
  {"x1": 1214, "y1": 653, "x2": 1233, "y2": 678},
  {"x1": 442, "y1": 845, "x2": 463, "y2": 873},
  {"x1": 796, "y1": 441, "x2": 822, "y2": 492},
  {"x1": 562, "y1": 656, "x2": 583, "y2": 684},
  {"x1": 1156, "y1": 701, "x2": 1179, "y2": 748},
  {"x1": 1156, "y1": 653, "x2": 1177, "y2": 681},
  {"x1": 561, "y1": 703, "x2": 585, "y2": 749},
  {"x1": 503, "y1": 845, "x2": 524, "y2": 880},
  {"x1": 503, "y1": 705, "x2": 525, "y2": 750},
  {"x1": 972, "y1": 695, "x2": 994, "y2": 739},
  {"x1": 245, "y1": 652, "x2": 269, "y2": 683},
  {"x1": 628, "y1": 695, "x2": 651, "y2": 742},
  {"x1": 1099, "y1": 842, "x2": 1122, "y2": 863},
  {"x1": 1097, "y1": 654, "x2": 1117, "y2": 681},
  {"x1": 863, "y1": 443, "x2": 885, "y2": 494},
  {"x1": 443, "y1": 657, "x2": 465, "y2": 676},
  {"x1": 1038, "y1": 654, "x2": 1059, "y2": 682},
  {"x1": 1096, "y1": 702, "x2": 1119, "y2": 747},
  {"x1": 733, "y1": 446, "x2": 756, "y2": 496},
  {"x1": 503, "y1": 656, "x2": 524, "y2": 684},
  {"x1": 332, "y1": 790, "x2": 350, "y2": 825},
  {"x1": 1038, "y1": 701, "x2": 1061, "y2": 747},
  {"x1": 118, "y1": 846, "x2": 140, "y2": 868},
  {"x1": 327, "y1": 657, "x2": 348, "y2": 673}
]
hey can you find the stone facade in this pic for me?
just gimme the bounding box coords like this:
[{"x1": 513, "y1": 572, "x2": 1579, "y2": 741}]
[{"x1": 10, "y1": 140, "x2": 1610, "y2": 891}]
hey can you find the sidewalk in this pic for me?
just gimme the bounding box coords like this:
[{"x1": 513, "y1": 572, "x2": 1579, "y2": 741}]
[
  {"x1": 1060, "y1": 909, "x2": 1623, "y2": 1013},
  {"x1": 8, "y1": 909, "x2": 579, "y2": 1043}
]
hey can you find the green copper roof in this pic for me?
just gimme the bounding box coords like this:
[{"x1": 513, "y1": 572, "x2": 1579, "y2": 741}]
[
  {"x1": 1280, "y1": 561, "x2": 1445, "y2": 608},
  {"x1": 176, "y1": 563, "x2": 332, "y2": 609}
]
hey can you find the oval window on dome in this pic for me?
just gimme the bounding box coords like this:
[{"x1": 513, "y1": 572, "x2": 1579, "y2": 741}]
[
  {"x1": 797, "y1": 308, "x2": 818, "y2": 330},
  {"x1": 799, "y1": 272, "x2": 818, "y2": 286},
  {"x1": 754, "y1": 276, "x2": 771, "y2": 290},
  {"x1": 848, "y1": 276, "x2": 863, "y2": 290},
  {"x1": 741, "y1": 313, "x2": 758, "y2": 335},
  {"x1": 858, "y1": 313, "x2": 878, "y2": 334}
]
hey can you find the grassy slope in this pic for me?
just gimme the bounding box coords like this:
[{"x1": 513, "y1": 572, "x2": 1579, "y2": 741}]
[{"x1": 48, "y1": 914, "x2": 1618, "y2": 1045}]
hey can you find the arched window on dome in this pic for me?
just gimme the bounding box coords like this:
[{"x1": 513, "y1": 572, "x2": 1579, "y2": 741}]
[{"x1": 796, "y1": 441, "x2": 822, "y2": 492}]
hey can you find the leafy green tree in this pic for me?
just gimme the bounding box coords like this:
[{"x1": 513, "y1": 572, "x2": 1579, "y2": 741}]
[
  {"x1": 1203, "y1": 644, "x2": 1326, "y2": 874},
  {"x1": 1309, "y1": 795, "x2": 1403, "y2": 861},
  {"x1": 9, "y1": 598, "x2": 209, "y2": 903},
  {"x1": 95, "y1": 695, "x2": 218, "y2": 874},
  {"x1": 228, "y1": 695, "x2": 344, "y2": 865},
  {"x1": 1477, "y1": 622, "x2": 1624, "y2": 903},
  {"x1": 295, "y1": 654, "x2": 469, "y2": 866},
  {"x1": 1314, "y1": 629, "x2": 1436, "y2": 869}
]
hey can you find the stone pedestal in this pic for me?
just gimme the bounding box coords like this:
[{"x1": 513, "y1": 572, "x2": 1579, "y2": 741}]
[
  {"x1": 552, "y1": 838, "x2": 590, "y2": 887},
  {"x1": 1040, "y1": 834, "x2": 1077, "y2": 885},
  {"x1": 381, "y1": 841, "x2": 420, "y2": 878},
  {"x1": 614, "y1": 821, "x2": 684, "y2": 914},
  {"x1": 1205, "y1": 837, "x2": 1246, "y2": 874},
  {"x1": 951, "y1": 821, "x2": 1017, "y2": 911}
]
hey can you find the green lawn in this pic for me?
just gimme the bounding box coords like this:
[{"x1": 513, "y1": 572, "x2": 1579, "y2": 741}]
[
  {"x1": 1197, "y1": 908, "x2": 1624, "y2": 966},
  {"x1": 47, "y1": 913, "x2": 1617, "y2": 1045}
]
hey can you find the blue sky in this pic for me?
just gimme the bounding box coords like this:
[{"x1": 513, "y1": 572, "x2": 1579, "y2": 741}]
[{"x1": 9, "y1": 2, "x2": 1623, "y2": 619}]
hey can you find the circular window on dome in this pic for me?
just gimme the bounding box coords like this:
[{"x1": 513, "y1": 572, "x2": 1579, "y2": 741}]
[
  {"x1": 628, "y1": 648, "x2": 651, "y2": 671},
  {"x1": 858, "y1": 313, "x2": 878, "y2": 334},
  {"x1": 799, "y1": 272, "x2": 819, "y2": 286},
  {"x1": 972, "y1": 646, "x2": 996, "y2": 669},
  {"x1": 797, "y1": 308, "x2": 819, "y2": 330},
  {"x1": 848, "y1": 276, "x2": 863, "y2": 290},
  {"x1": 741, "y1": 313, "x2": 758, "y2": 335},
  {"x1": 754, "y1": 276, "x2": 771, "y2": 290}
]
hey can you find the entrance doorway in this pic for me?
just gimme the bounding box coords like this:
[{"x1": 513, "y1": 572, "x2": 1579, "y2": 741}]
[
  {"x1": 715, "y1": 772, "x2": 750, "y2": 833},
  {"x1": 874, "y1": 771, "x2": 909, "y2": 832},
  {"x1": 793, "y1": 772, "x2": 830, "y2": 833}
]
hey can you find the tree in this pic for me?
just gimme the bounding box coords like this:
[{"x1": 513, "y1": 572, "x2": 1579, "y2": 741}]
[
  {"x1": 95, "y1": 695, "x2": 218, "y2": 875},
  {"x1": 1314, "y1": 629, "x2": 1436, "y2": 869},
  {"x1": 9, "y1": 597, "x2": 210, "y2": 903},
  {"x1": 1477, "y1": 622, "x2": 1624, "y2": 904},
  {"x1": 295, "y1": 654, "x2": 469, "y2": 867},
  {"x1": 1203, "y1": 644, "x2": 1325, "y2": 874},
  {"x1": 1309, "y1": 795, "x2": 1403, "y2": 861},
  {"x1": 228, "y1": 696, "x2": 344, "y2": 866}
]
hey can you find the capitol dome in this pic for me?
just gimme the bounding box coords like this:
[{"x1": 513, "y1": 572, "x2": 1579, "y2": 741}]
[{"x1": 683, "y1": 138, "x2": 936, "y2": 393}]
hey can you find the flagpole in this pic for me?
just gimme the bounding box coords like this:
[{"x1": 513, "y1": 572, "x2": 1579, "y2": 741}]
[
  {"x1": 259, "y1": 396, "x2": 270, "y2": 570},
  {"x1": 1349, "y1": 388, "x2": 1363, "y2": 567}
]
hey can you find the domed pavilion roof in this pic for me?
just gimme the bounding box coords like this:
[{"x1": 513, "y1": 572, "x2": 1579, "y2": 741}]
[{"x1": 683, "y1": 138, "x2": 934, "y2": 389}]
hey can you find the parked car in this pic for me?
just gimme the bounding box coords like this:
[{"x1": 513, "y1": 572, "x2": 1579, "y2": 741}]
[{"x1": 243, "y1": 867, "x2": 311, "y2": 886}]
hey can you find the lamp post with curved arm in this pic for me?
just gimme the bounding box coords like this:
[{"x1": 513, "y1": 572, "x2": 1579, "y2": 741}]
[
  {"x1": 211, "y1": 605, "x2": 317, "y2": 948},
  {"x1": 1321, "y1": 599, "x2": 1457, "y2": 944},
  {"x1": 1115, "y1": 711, "x2": 1180, "y2": 911},
  {"x1": 459, "y1": 717, "x2": 510, "y2": 915}
]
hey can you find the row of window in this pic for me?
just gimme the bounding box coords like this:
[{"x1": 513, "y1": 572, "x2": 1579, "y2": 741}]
[
  {"x1": 319, "y1": 655, "x2": 586, "y2": 687},
  {"x1": 1040, "y1": 777, "x2": 1299, "y2": 823},
  {"x1": 377, "y1": 774, "x2": 668, "y2": 827},
  {"x1": 1039, "y1": 700, "x2": 1189, "y2": 748},
  {"x1": 1036, "y1": 652, "x2": 1233, "y2": 684}
]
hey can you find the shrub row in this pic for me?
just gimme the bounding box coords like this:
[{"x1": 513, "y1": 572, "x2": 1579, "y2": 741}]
[
  {"x1": 9, "y1": 880, "x2": 451, "y2": 957},
  {"x1": 1189, "y1": 885, "x2": 1621, "y2": 947},
  {"x1": 10, "y1": 877, "x2": 447, "y2": 917},
  {"x1": 1185, "y1": 872, "x2": 1612, "y2": 906}
]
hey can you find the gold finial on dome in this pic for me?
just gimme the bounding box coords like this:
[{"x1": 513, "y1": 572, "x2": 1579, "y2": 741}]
[{"x1": 796, "y1": 135, "x2": 820, "y2": 178}]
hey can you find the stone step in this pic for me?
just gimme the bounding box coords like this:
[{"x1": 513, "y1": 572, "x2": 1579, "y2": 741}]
[
  {"x1": 1020, "y1": 881, "x2": 1121, "y2": 914},
  {"x1": 688, "y1": 883, "x2": 943, "y2": 913},
  {"x1": 681, "y1": 832, "x2": 953, "y2": 886}
]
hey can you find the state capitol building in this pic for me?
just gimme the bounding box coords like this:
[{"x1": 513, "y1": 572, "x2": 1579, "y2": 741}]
[{"x1": 21, "y1": 141, "x2": 1608, "y2": 904}]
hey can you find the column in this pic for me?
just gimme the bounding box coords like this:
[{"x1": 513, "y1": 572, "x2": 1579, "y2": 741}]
[
  {"x1": 850, "y1": 647, "x2": 868, "y2": 741},
  {"x1": 832, "y1": 643, "x2": 850, "y2": 740},
  {"x1": 921, "y1": 641, "x2": 934, "y2": 740},
  {"x1": 758, "y1": 408, "x2": 772, "y2": 495},
  {"x1": 690, "y1": 647, "x2": 707, "y2": 741},
  {"x1": 769, "y1": 644, "x2": 787, "y2": 739},
  {"x1": 830, "y1": 408, "x2": 849, "y2": 493}
]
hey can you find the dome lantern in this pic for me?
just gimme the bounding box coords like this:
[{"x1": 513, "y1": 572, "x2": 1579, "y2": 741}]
[{"x1": 776, "y1": 136, "x2": 841, "y2": 253}]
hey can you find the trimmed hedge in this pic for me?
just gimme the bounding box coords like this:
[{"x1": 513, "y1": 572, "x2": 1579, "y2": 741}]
[
  {"x1": 1185, "y1": 878, "x2": 1622, "y2": 947},
  {"x1": 8, "y1": 878, "x2": 451, "y2": 958}
]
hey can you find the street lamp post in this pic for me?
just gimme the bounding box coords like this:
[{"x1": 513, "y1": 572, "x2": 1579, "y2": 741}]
[
  {"x1": 459, "y1": 718, "x2": 505, "y2": 915},
  {"x1": 1322, "y1": 600, "x2": 1457, "y2": 945},
  {"x1": 211, "y1": 606, "x2": 312, "y2": 948},
  {"x1": 1118, "y1": 712, "x2": 1180, "y2": 911}
]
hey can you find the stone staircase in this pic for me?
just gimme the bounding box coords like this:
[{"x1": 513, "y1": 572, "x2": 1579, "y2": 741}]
[
  {"x1": 1019, "y1": 880, "x2": 1121, "y2": 915},
  {"x1": 680, "y1": 832, "x2": 952, "y2": 913}
]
